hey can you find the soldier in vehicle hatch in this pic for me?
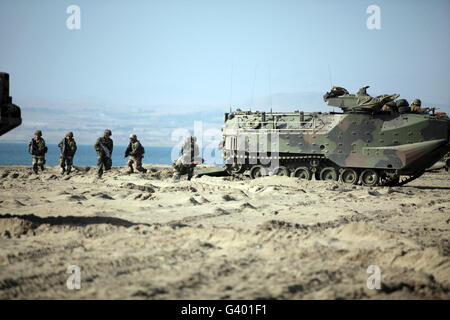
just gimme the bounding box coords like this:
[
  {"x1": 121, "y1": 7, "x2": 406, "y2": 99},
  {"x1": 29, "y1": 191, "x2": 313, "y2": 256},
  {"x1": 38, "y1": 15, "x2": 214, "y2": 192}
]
[
  {"x1": 172, "y1": 136, "x2": 203, "y2": 181},
  {"x1": 410, "y1": 99, "x2": 429, "y2": 113},
  {"x1": 124, "y1": 134, "x2": 147, "y2": 174},
  {"x1": 28, "y1": 130, "x2": 47, "y2": 174},
  {"x1": 94, "y1": 129, "x2": 113, "y2": 178},
  {"x1": 58, "y1": 131, "x2": 77, "y2": 175}
]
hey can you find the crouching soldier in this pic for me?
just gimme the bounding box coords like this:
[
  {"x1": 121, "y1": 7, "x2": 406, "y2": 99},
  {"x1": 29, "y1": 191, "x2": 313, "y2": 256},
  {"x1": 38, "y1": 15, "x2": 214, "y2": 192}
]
[
  {"x1": 94, "y1": 129, "x2": 113, "y2": 178},
  {"x1": 125, "y1": 134, "x2": 147, "y2": 173},
  {"x1": 58, "y1": 132, "x2": 77, "y2": 175},
  {"x1": 28, "y1": 130, "x2": 47, "y2": 174},
  {"x1": 172, "y1": 136, "x2": 203, "y2": 181}
]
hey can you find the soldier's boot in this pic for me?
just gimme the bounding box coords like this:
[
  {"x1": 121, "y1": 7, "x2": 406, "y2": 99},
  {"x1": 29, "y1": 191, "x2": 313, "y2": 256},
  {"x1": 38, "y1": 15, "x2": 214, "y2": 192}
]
[
  {"x1": 67, "y1": 166, "x2": 72, "y2": 175},
  {"x1": 60, "y1": 165, "x2": 66, "y2": 175},
  {"x1": 33, "y1": 164, "x2": 38, "y2": 174},
  {"x1": 172, "y1": 172, "x2": 181, "y2": 182},
  {"x1": 187, "y1": 167, "x2": 195, "y2": 181},
  {"x1": 40, "y1": 165, "x2": 45, "y2": 172},
  {"x1": 137, "y1": 166, "x2": 147, "y2": 173},
  {"x1": 127, "y1": 165, "x2": 134, "y2": 174},
  {"x1": 98, "y1": 168, "x2": 103, "y2": 178}
]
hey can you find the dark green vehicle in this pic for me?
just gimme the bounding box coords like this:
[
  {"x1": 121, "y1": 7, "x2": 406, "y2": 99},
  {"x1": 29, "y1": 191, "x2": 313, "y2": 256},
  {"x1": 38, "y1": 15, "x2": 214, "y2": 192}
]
[
  {"x1": 221, "y1": 86, "x2": 450, "y2": 186},
  {"x1": 0, "y1": 72, "x2": 22, "y2": 136}
]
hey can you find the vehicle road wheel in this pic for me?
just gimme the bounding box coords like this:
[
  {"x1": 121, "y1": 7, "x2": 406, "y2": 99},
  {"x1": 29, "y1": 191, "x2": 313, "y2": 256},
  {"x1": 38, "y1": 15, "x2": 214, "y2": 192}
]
[
  {"x1": 361, "y1": 169, "x2": 379, "y2": 186},
  {"x1": 293, "y1": 167, "x2": 312, "y2": 180},
  {"x1": 341, "y1": 168, "x2": 359, "y2": 184},
  {"x1": 250, "y1": 165, "x2": 266, "y2": 179},
  {"x1": 320, "y1": 167, "x2": 338, "y2": 181},
  {"x1": 226, "y1": 163, "x2": 245, "y2": 175},
  {"x1": 272, "y1": 166, "x2": 290, "y2": 177}
]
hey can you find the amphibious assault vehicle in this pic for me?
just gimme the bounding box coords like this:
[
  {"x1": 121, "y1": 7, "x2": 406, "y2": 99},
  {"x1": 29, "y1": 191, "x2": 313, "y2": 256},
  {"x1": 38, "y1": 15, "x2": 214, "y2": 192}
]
[
  {"x1": 0, "y1": 72, "x2": 22, "y2": 136},
  {"x1": 220, "y1": 86, "x2": 450, "y2": 186}
]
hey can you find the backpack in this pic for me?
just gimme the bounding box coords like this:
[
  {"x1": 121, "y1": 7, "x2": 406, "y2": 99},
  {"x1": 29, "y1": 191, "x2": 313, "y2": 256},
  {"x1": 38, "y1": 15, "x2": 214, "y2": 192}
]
[{"x1": 137, "y1": 143, "x2": 145, "y2": 155}]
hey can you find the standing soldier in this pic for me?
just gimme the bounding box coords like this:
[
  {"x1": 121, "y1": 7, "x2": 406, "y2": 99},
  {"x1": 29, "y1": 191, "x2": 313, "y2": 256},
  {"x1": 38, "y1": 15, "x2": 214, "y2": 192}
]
[
  {"x1": 58, "y1": 132, "x2": 77, "y2": 175},
  {"x1": 94, "y1": 129, "x2": 113, "y2": 178},
  {"x1": 172, "y1": 136, "x2": 203, "y2": 181},
  {"x1": 125, "y1": 134, "x2": 147, "y2": 173},
  {"x1": 28, "y1": 130, "x2": 47, "y2": 174}
]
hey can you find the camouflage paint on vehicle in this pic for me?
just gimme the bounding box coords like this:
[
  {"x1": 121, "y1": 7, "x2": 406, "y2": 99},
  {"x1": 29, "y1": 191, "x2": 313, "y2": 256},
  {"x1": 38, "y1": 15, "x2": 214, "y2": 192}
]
[{"x1": 221, "y1": 86, "x2": 450, "y2": 186}]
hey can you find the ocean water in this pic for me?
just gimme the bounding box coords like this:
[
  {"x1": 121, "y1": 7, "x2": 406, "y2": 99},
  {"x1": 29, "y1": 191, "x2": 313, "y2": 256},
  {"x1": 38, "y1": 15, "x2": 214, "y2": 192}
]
[{"x1": 0, "y1": 143, "x2": 223, "y2": 166}]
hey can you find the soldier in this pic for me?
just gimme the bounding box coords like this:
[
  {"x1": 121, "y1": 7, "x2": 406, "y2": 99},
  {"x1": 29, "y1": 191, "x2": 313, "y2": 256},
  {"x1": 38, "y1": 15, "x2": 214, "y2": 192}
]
[
  {"x1": 410, "y1": 99, "x2": 429, "y2": 113},
  {"x1": 125, "y1": 134, "x2": 147, "y2": 174},
  {"x1": 58, "y1": 132, "x2": 77, "y2": 175},
  {"x1": 172, "y1": 136, "x2": 203, "y2": 181},
  {"x1": 94, "y1": 129, "x2": 113, "y2": 178},
  {"x1": 444, "y1": 152, "x2": 450, "y2": 172},
  {"x1": 28, "y1": 130, "x2": 47, "y2": 174}
]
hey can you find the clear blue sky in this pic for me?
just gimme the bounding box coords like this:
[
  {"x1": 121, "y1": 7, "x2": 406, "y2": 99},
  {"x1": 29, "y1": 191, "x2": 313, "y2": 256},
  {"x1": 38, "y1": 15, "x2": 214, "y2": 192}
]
[{"x1": 0, "y1": 0, "x2": 449, "y2": 145}]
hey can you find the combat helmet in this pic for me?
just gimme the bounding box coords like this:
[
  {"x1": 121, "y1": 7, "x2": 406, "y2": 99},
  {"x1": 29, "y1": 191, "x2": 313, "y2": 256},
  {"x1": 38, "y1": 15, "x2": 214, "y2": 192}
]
[
  {"x1": 34, "y1": 130, "x2": 42, "y2": 137},
  {"x1": 129, "y1": 134, "x2": 137, "y2": 140},
  {"x1": 66, "y1": 131, "x2": 73, "y2": 138},
  {"x1": 104, "y1": 129, "x2": 112, "y2": 136},
  {"x1": 411, "y1": 99, "x2": 422, "y2": 107}
]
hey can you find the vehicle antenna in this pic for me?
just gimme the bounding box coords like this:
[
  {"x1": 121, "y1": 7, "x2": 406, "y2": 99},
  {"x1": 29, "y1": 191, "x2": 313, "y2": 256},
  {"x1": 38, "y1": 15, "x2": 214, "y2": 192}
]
[
  {"x1": 328, "y1": 64, "x2": 333, "y2": 87},
  {"x1": 229, "y1": 63, "x2": 234, "y2": 112},
  {"x1": 328, "y1": 64, "x2": 335, "y2": 112},
  {"x1": 251, "y1": 64, "x2": 257, "y2": 108},
  {"x1": 268, "y1": 62, "x2": 272, "y2": 112}
]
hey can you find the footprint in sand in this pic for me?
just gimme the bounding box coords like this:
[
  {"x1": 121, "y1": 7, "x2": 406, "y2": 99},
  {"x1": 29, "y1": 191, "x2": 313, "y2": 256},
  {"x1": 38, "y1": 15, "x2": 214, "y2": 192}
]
[
  {"x1": 67, "y1": 195, "x2": 87, "y2": 201},
  {"x1": 14, "y1": 200, "x2": 26, "y2": 207},
  {"x1": 240, "y1": 202, "x2": 256, "y2": 210},
  {"x1": 222, "y1": 194, "x2": 236, "y2": 201},
  {"x1": 189, "y1": 197, "x2": 201, "y2": 205}
]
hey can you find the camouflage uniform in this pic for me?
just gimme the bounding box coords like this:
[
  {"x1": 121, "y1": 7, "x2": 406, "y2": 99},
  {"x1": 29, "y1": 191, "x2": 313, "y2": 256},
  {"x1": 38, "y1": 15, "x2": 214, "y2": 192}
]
[
  {"x1": 172, "y1": 136, "x2": 202, "y2": 181},
  {"x1": 444, "y1": 152, "x2": 450, "y2": 172},
  {"x1": 94, "y1": 130, "x2": 113, "y2": 178},
  {"x1": 125, "y1": 134, "x2": 147, "y2": 173},
  {"x1": 58, "y1": 132, "x2": 77, "y2": 175},
  {"x1": 28, "y1": 130, "x2": 47, "y2": 174}
]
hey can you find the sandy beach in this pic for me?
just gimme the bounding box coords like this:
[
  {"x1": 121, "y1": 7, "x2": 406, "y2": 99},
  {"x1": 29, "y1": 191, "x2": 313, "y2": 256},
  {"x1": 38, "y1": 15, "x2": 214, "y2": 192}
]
[{"x1": 0, "y1": 164, "x2": 449, "y2": 299}]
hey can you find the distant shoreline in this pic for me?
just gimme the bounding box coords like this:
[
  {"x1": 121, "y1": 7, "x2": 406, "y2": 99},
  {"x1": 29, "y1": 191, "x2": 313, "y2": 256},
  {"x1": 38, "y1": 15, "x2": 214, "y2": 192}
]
[{"x1": 0, "y1": 141, "x2": 175, "y2": 148}]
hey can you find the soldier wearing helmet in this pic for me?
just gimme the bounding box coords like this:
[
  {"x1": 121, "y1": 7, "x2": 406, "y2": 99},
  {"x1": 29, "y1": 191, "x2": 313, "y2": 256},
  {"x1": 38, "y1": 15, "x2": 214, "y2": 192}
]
[
  {"x1": 410, "y1": 99, "x2": 429, "y2": 113},
  {"x1": 172, "y1": 135, "x2": 203, "y2": 181},
  {"x1": 28, "y1": 130, "x2": 48, "y2": 174},
  {"x1": 94, "y1": 129, "x2": 114, "y2": 178},
  {"x1": 124, "y1": 134, "x2": 147, "y2": 174},
  {"x1": 58, "y1": 131, "x2": 77, "y2": 175}
]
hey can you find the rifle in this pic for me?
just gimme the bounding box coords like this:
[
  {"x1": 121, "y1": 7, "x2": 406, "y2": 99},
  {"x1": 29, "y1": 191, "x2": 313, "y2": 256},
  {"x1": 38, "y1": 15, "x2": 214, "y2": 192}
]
[
  {"x1": 124, "y1": 143, "x2": 132, "y2": 158},
  {"x1": 60, "y1": 138, "x2": 66, "y2": 157},
  {"x1": 29, "y1": 139, "x2": 37, "y2": 155},
  {"x1": 98, "y1": 141, "x2": 111, "y2": 159}
]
